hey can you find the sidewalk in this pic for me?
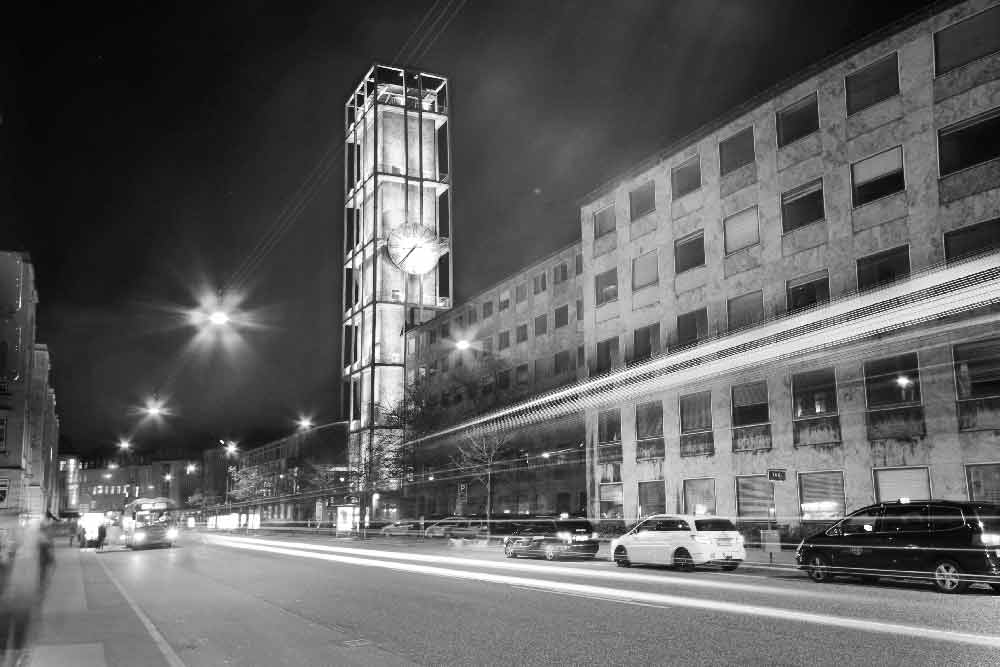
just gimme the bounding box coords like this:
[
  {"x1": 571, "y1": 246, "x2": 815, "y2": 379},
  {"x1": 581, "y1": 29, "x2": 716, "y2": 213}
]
[{"x1": 4, "y1": 544, "x2": 172, "y2": 667}]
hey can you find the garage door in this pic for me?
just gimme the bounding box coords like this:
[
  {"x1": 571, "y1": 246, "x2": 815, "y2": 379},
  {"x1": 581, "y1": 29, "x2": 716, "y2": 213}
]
[{"x1": 874, "y1": 467, "x2": 930, "y2": 502}]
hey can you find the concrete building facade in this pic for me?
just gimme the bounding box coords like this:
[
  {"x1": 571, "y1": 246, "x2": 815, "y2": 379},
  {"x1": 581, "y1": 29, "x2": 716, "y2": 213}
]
[{"x1": 575, "y1": 0, "x2": 1000, "y2": 538}]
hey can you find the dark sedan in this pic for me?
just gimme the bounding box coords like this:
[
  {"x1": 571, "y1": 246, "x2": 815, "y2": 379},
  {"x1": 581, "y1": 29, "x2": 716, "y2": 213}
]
[{"x1": 503, "y1": 519, "x2": 600, "y2": 561}]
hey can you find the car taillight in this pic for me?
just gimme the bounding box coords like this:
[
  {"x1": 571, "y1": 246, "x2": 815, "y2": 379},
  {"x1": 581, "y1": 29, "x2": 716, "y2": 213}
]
[
  {"x1": 975, "y1": 532, "x2": 1000, "y2": 547},
  {"x1": 591, "y1": 531, "x2": 600, "y2": 540},
  {"x1": 691, "y1": 534, "x2": 713, "y2": 544}
]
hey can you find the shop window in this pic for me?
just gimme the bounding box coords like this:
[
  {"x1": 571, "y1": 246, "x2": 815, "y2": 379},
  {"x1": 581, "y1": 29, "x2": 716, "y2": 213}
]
[
  {"x1": 846, "y1": 53, "x2": 899, "y2": 115},
  {"x1": 865, "y1": 353, "x2": 921, "y2": 408},
  {"x1": 777, "y1": 93, "x2": 819, "y2": 147},
  {"x1": 857, "y1": 245, "x2": 909, "y2": 290},
  {"x1": 638, "y1": 481, "x2": 666, "y2": 518},
  {"x1": 798, "y1": 471, "x2": 846, "y2": 522},
  {"x1": 636, "y1": 401, "x2": 665, "y2": 460},
  {"x1": 671, "y1": 155, "x2": 701, "y2": 199},
  {"x1": 683, "y1": 478, "x2": 716, "y2": 515},
  {"x1": 736, "y1": 476, "x2": 775, "y2": 521},
  {"x1": 781, "y1": 179, "x2": 824, "y2": 233},
  {"x1": 939, "y1": 107, "x2": 1000, "y2": 176},
  {"x1": 719, "y1": 126, "x2": 755, "y2": 176},
  {"x1": 674, "y1": 232, "x2": 705, "y2": 274},
  {"x1": 599, "y1": 483, "x2": 623, "y2": 520},
  {"x1": 934, "y1": 5, "x2": 1000, "y2": 76},
  {"x1": 851, "y1": 146, "x2": 904, "y2": 207},
  {"x1": 629, "y1": 180, "x2": 655, "y2": 220},
  {"x1": 874, "y1": 467, "x2": 929, "y2": 503},
  {"x1": 967, "y1": 463, "x2": 1000, "y2": 504}
]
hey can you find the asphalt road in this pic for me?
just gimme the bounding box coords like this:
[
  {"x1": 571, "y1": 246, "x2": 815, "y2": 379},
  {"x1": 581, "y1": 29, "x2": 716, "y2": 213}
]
[{"x1": 30, "y1": 532, "x2": 1000, "y2": 666}]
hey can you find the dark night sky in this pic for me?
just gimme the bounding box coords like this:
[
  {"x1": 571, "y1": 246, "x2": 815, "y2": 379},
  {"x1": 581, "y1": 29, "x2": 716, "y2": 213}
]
[{"x1": 3, "y1": 0, "x2": 935, "y2": 458}]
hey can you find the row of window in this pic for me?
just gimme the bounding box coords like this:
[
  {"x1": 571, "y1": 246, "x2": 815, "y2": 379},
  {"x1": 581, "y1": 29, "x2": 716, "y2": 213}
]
[
  {"x1": 595, "y1": 337, "x2": 1000, "y2": 445},
  {"x1": 595, "y1": 8, "x2": 1000, "y2": 229},
  {"x1": 593, "y1": 218, "x2": 1000, "y2": 331},
  {"x1": 598, "y1": 462, "x2": 1000, "y2": 522}
]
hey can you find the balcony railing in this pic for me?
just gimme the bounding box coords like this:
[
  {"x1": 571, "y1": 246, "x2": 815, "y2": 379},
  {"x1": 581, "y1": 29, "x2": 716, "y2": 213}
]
[
  {"x1": 793, "y1": 415, "x2": 842, "y2": 446},
  {"x1": 635, "y1": 437, "x2": 665, "y2": 461},
  {"x1": 732, "y1": 424, "x2": 772, "y2": 452},
  {"x1": 957, "y1": 396, "x2": 1000, "y2": 431},
  {"x1": 866, "y1": 405, "x2": 925, "y2": 440},
  {"x1": 680, "y1": 431, "x2": 714, "y2": 457}
]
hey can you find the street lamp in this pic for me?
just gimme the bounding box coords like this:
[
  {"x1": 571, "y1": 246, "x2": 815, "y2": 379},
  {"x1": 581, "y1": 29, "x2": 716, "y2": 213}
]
[
  {"x1": 164, "y1": 473, "x2": 172, "y2": 482},
  {"x1": 118, "y1": 439, "x2": 132, "y2": 451},
  {"x1": 186, "y1": 463, "x2": 197, "y2": 475},
  {"x1": 296, "y1": 416, "x2": 313, "y2": 431},
  {"x1": 455, "y1": 339, "x2": 470, "y2": 351},
  {"x1": 209, "y1": 310, "x2": 230, "y2": 326}
]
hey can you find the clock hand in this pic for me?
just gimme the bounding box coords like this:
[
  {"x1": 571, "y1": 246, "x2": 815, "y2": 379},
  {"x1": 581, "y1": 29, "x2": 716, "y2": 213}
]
[{"x1": 399, "y1": 245, "x2": 418, "y2": 265}]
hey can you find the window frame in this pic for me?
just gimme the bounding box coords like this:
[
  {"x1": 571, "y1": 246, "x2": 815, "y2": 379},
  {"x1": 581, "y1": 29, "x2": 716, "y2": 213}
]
[
  {"x1": 671, "y1": 155, "x2": 701, "y2": 200},
  {"x1": 845, "y1": 52, "x2": 900, "y2": 116},
  {"x1": 515, "y1": 323, "x2": 528, "y2": 344},
  {"x1": 731, "y1": 380, "x2": 770, "y2": 427},
  {"x1": 856, "y1": 244, "x2": 910, "y2": 292},
  {"x1": 780, "y1": 178, "x2": 825, "y2": 234},
  {"x1": 679, "y1": 390, "x2": 713, "y2": 435},
  {"x1": 629, "y1": 180, "x2": 656, "y2": 221},
  {"x1": 726, "y1": 290, "x2": 764, "y2": 332},
  {"x1": 595, "y1": 267, "x2": 619, "y2": 307},
  {"x1": 718, "y1": 125, "x2": 756, "y2": 176},
  {"x1": 631, "y1": 250, "x2": 659, "y2": 291},
  {"x1": 952, "y1": 336, "x2": 1000, "y2": 401},
  {"x1": 933, "y1": 4, "x2": 1000, "y2": 77},
  {"x1": 937, "y1": 106, "x2": 1000, "y2": 178},
  {"x1": 797, "y1": 469, "x2": 847, "y2": 522},
  {"x1": 674, "y1": 231, "x2": 706, "y2": 275},
  {"x1": 850, "y1": 145, "x2": 906, "y2": 209},
  {"x1": 776, "y1": 92, "x2": 820, "y2": 148},
  {"x1": 593, "y1": 205, "x2": 616, "y2": 238},
  {"x1": 943, "y1": 217, "x2": 1000, "y2": 263},
  {"x1": 534, "y1": 314, "x2": 547, "y2": 337},
  {"x1": 785, "y1": 269, "x2": 830, "y2": 313},
  {"x1": 554, "y1": 304, "x2": 569, "y2": 329},
  {"x1": 723, "y1": 205, "x2": 760, "y2": 256},
  {"x1": 791, "y1": 368, "x2": 839, "y2": 420},
  {"x1": 863, "y1": 352, "x2": 922, "y2": 410}
]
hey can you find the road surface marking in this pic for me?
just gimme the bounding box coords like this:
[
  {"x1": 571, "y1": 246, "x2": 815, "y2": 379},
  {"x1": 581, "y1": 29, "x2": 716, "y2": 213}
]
[
  {"x1": 95, "y1": 556, "x2": 187, "y2": 667},
  {"x1": 210, "y1": 536, "x2": 1000, "y2": 650},
  {"x1": 205, "y1": 535, "x2": 840, "y2": 600}
]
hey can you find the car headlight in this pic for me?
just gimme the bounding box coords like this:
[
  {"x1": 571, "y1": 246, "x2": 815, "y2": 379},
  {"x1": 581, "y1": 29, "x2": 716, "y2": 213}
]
[
  {"x1": 166, "y1": 528, "x2": 179, "y2": 540},
  {"x1": 556, "y1": 531, "x2": 573, "y2": 542},
  {"x1": 134, "y1": 532, "x2": 146, "y2": 542}
]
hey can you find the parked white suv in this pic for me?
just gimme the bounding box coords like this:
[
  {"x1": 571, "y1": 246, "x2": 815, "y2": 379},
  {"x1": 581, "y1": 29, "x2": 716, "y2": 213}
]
[{"x1": 611, "y1": 514, "x2": 745, "y2": 571}]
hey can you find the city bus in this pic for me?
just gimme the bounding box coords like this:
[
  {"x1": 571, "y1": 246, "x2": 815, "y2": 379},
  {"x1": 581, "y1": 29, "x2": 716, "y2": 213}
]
[{"x1": 122, "y1": 497, "x2": 179, "y2": 549}]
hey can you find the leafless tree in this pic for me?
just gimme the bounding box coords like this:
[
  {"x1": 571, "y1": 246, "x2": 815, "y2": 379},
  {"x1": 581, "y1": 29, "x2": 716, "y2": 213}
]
[{"x1": 450, "y1": 423, "x2": 514, "y2": 539}]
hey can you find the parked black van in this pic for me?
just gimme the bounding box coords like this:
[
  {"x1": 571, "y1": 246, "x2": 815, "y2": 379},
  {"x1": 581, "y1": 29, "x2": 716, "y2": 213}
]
[{"x1": 795, "y1": 499, "x2": 1000, "y2": 593}]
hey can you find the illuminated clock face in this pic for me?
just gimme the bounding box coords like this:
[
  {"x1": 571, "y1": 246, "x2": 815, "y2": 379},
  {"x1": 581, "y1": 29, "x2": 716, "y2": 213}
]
[{"x1": 386, "y1": 224, "x2": 447, "y2": 275}]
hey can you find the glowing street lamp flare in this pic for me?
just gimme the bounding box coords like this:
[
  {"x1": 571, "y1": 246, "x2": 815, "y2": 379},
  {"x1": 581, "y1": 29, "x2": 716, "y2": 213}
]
[
  {"x1": 455, "y1": 340, "x2": 470, "y2": 351},
  {"x1": 224, "y1": 441, "x2": 239, "y2": 456},
  {"x1": 297, "y1": 417, "x2": 314, "y2": 431},
  {"x1": 209, "y1": 310, "x2": 230, "y2": 326},
  {"x1": 118, "y1": 439, "x2": 132, "y2": 451},
  {"x1": 186, "y1": 464, "x2": 197, "y2": 475},
  {"x1": 164, "y1": 474, "x2": 173, "y2": 482}
]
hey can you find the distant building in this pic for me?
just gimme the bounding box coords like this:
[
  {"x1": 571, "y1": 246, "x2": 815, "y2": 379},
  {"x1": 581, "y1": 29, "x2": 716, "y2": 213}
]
[{"x1": 74, "y1": 462, "x2": 157, "y2": 514}]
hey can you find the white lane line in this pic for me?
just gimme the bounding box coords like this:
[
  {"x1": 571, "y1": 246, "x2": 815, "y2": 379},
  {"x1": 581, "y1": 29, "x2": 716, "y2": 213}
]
[
  {"x1": 95, "y1": 555, "x2": 187, "y2": 667},
  {"x1": 211, "y1": 537, "x2": 1000, "y2": 650},
  {"x1": 205, "y1": 535, "x2": 831, "y2": 600}
]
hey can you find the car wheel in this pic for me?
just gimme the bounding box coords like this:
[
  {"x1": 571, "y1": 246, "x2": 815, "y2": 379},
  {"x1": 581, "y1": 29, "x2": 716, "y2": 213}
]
[
  {"x1": 614, "y1": 547, "x2": 630, "y2": 567},
  {"x1": 807, "y1": 554, "x2": 832, "y2": 583},
  {"x1": 673, "y1": 549, "x2": 695, "y2": 572},
  {"x1": 932, "y1": 560, "x2": 969, "y2": 594},
  {"x1": 720, "y1": 563, "x2": 739, "y2": 572},
  {"x1": 504, "y1": 542, "x2": 517, "y2": 558},
  {"x1": 543, "y1": 544, "x2": 559, "y2": 561}
]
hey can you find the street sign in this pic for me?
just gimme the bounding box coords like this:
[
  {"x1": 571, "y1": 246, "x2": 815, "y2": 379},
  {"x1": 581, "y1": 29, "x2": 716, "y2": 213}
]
[
  {"x1": 457, "y1": 483, "x2": 468, "y2": 503},
  {"x1": 767, "y1": 469, "x2": 787, "y2": 482}
]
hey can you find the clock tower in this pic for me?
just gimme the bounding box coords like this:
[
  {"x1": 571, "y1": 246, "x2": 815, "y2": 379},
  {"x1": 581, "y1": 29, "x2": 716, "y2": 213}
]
[{"x1": 341, "y1": 65, "x2": 452, "y2": 519}]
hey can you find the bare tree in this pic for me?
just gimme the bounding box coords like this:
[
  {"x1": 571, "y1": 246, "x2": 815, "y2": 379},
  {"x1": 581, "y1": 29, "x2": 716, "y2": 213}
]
[{"x1": 450, "y1": 424, "x2": 514, "y2": 539}]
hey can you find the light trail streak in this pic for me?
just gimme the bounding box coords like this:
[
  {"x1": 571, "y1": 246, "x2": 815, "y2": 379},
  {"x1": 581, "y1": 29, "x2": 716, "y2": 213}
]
[
  {"x1": 408, "y1": 253, "x2": 1000, "y2": 444},
  {"x1": 209, "y1": 536, "x2": 1000, "y2": 648},
  {"x1": 206, "y1": 535, "x2": 851, "y2": 600}
]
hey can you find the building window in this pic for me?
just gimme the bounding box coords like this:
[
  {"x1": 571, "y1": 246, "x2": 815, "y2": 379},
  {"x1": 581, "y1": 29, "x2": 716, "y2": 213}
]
[
  {"x1": 577, "y1": 345, "x2": 585, "y2": 368},
  {"x1": 428, "y1": 329, "x2": 437, "y2": 345},
  {"x1": 440, "y1": 322, "x2": 450, "y2": 339},
  {"x1": 799, "y1": 471, "x2": 846, "y2": 522},
  {"x1": 496, "y1": 369, "x2": 511, "y2": 390},
  {"x1": 954, "y1": 337, "x2": 1000, "y2": 399},
  {"x1": 939, "y1": 107, "x2": 1000, "y2": 177},
  {"x1": 723, "y1": 206, "x2": 759, "y2": 255},
  {"x1": 632, "y1": 323, "x2": 660, "y2": 363},
  {"x1": 599, "y1": 483, "x2": 624, "y2": 520},
  {"x1": 533, "y1": 272, "x2": 547, "y2": 295},
  {"x1": 575, "y1": 253, "x2": 584, "y2": 275},
  {"x1": 777, "y1": 93, "x2": 819, "y2": 147},
  {"x1": 851, "y1": 146, "x2": 904, "y2": 207},
  {"x1": 594, "y1": 206, "x2": 616, "y2": 238},
  {"x1": 638, "y1": 481, "x2": 666, "y2": 518},
  {"x1": 967, "y1": 464, "x2": 1000, "y2": 504},
  {"x1": 515, "y1": 323, "x2": 528, "y2": 344},
  {"x1": 676, "y1": 308, "x2": 708, "y2": 347},
  {"x1": 934, "y1": 4, "x2": 1000, "y2": 76},
  {"x1": 857, "y1": 245, "x2": 909, "y2": 291},
  {"x1": 468, "y1": 307, "x2": 477, "y2": 325},
  {"x1": 736, "y1": 476, "x2": 775, "y2": 521},
  {"x1": 534, "y1": 358, "x2": 548, "y2": 380},
  {"x1": 781, "y1": 179, "x2": 824, "y2": 233},
  {"x1": 576, "y1": 299, "x2": 584, "y2": 321},
  {"x1": 727, "y1": 290, "x2": 764, "y2": 331},
  {"x1": 515, "y1": 364, "x2": 530, "y2": 386},
  {"x1": 480, "y1": 337, "x2": 493, "y2": 355},
  {"x1": 598, "y1": 408, "x2": 621, "y2": 443},
  {"x1": 674, "y1": 232, "x2": 705, "y2": 274},
  {"x1": 732, "y1": 380, "x2": 769, "y2": 426},
  {"x1": 786, "y1": 270, "x2": 829, "y2": 312},
  {"x1": 865, "y1": 352, "x2": 921, "y2": 408},
  {"x1": 719, "y1": 126, "x2": 755, "y2": 176},
  {"x1": 499, "y1": 290, "x2": 510, "y2": 312},
  {"x1": 0, "y1": 478, "x2": 8, "y2": 509},
  {"x1": 483, "y1": 300, "x2": 494, "y2": 318},
  {"x1": 515, "y1": 283, "x2": 528, "y2": 304},
  {"x1": 631, "y1": 251, "x2": 658, "y2": 291},
  {"x1": 874, "y1": 467, "x2": 929, "y2": 503},
  {"x1": 595, "y1": 268, "x2": 618, "y2": 306},
  {"x1": 636, "y1": 401, "x2": 665, "y2": 460},
  {"x1": 554, "y1": 304, "x2": 569, "y2": 328},
  {"x1": 945, "y1": 218, "x2": 1000, "y2": 262},
  {"x1": 534, "y1": 314, "x2": 547, "y2": 336},
  {"x1": 683, "y1": 478, "x2": 716, "y2": 515},
  {"x1": 680, "y1": 391, "x2": 712, "y2": 434},
  {"x1": 498, "y1": 330, "x2": 510, "y2": 350},
  {"x1": 671, "y1": 155, "x2": 701, "y2": 199},
  {"x1": 629, "y1": 180, "x2": 655, "y2": 220},
  {"x1": 553, "y1": 262, "x2": 569, "y2": 285},
  {"x1": 554, "y1": 350, "x2": 573, "y2": 375},
  {"x1": 846, "y1": 53, "x2": 899, "y2": 115},
  {"x1": 595, "y1": 336, "x2": 620, "y2": 374},
  {"x1": 441, "y1": 356, "x2": 449, "y2": 372},
  {"x1": 793, "y1": 369, "x2": 838, "y2": 418}
]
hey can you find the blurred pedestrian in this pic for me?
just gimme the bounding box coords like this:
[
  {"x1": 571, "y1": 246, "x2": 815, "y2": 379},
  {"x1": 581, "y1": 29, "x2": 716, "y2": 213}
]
[
  {"x1": 76, "y1": 524, "x2": 87, "y2": 550},
  {"x1": 0, "y1": 513, "x2": 53, "y2": 661},
  {"x1": 96, "y1": 522, "x2": 107, "y2": 553}
]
